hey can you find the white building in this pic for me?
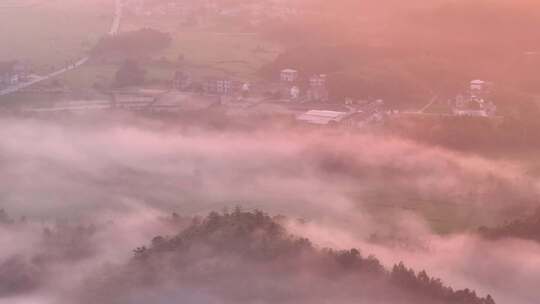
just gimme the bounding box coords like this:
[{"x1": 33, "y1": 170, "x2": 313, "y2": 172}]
[
  {"x1": 307, "y1": 74, "x2": 329, "y2": 102},
  {"x1": 470, "y1": 80, "x2": 486, "y2": 91},
  {"x1": 309, "y1": 74, "x2": 326, "y2": 87},
  {"x1": 290, "y1": 86, "x2": 300, "y2": 100},
  {"x1": 280, "y1": 69, "x2": 299, "y2": 82},
  {"x1": 452, "y1": 80, "x2": 497, "y2": 117},
  {"x1": 470, "y1": 80, "x2": 492, "y2": 98},
  {"x1": 296, "y1": 110, "x2": 350, "y2": 125}
]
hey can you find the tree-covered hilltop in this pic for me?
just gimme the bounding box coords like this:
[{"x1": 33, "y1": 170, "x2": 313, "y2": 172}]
[
  {"x1": 479, "y1": 208, "x2": 540, "y2": 243},
  {"x1": 90, "y1": 209, "x2": 495, "y2": 304}
]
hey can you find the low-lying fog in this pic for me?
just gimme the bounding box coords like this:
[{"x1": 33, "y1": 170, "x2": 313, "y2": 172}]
[{"x1": 0, "y1": 114, "x2": 538, "y2": 303}]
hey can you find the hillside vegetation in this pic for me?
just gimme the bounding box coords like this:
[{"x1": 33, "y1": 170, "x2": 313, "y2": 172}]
[{"x1": 84, "y1": 209, "x2": 496, "y2": 304}]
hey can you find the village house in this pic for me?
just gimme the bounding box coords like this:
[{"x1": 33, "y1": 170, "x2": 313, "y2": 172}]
[
  {"x1": 307, "y1": 74, "x2": 329, "y2": 102},
  {"x1": 289, "y1": 85, "x2": 301, "y2": 100},
  {"x1": 203, "y1": 77, "x2": 238, "y2": 95},
  {"x1": 280, "y1": 69, "x2": 299, "y2": 82},
  {"x1": 470, "y1": 79, "x2": 492, "y2": 97},
  {"x1": 173, "y1": 71, "x2": 192, "y2": 91},
  {"x1": 270, "y1": 69, "x2": 302, "y2": 101},
  {"x1": 452, "y1": 80, "x2": 497, "y2": 117},
  {"x1": 0, "y1": 61, "x2": 26, "y2": 87}
]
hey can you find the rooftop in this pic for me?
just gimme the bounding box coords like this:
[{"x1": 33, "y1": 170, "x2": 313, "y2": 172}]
[
  {"x1": 297, "y1": 110, "x2": 350, "y2": 125},
  {"x1": 471, "y1": 80, "x2": 486, "y2": 84},
  {"x1": 281, "y1": 69, "x2": 298, "y2": 73}
]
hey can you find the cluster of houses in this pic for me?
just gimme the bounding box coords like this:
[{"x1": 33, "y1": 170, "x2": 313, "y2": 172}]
[
  {"x1": 173, "y1": 71, "x2": 247, "y2": 96},
  {"x1": 451, "y1": 80, "x2": 497, "y2": 117},
  {"x1": 0, "y1": 61, "x2": 28, "y2": 88},
  {"x1": 171, "y1": 67, "x2": 388, "y2": 127},
  {"x1": 279, "y1": 69, "x2": 329, "y2": 102},
  {"x1": 173, "y1": 67, "x2": 331, "y2": 103}
]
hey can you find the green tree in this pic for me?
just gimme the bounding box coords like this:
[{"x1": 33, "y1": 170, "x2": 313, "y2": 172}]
[{"x1": 114, "y1": 60, "x2": 146, "y2": 87}]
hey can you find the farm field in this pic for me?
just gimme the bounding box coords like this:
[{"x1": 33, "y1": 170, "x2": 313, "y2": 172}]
[
  {"x1": 160, "y1": 31, "x2": 283, "y2": 80},
  {"x1": 120, "y1": 11, "x2": 283, "y2": 76},
  {"x1": 51, "y1": 64, "x2": 117, "y2": 89},
  {"x1": 56, "y1": 21, "x2": 283, "y2": 89},
  {"x1": 1, "y1": 1, "x2": 283, "y2": 91},
  {"x1": 0, "y1": 0, "x2": 113, "y2": 73}
]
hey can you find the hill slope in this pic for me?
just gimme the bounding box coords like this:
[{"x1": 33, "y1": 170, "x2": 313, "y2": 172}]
[{"x1": 84, "y1": 209, "x2": 496, "y2": 304}]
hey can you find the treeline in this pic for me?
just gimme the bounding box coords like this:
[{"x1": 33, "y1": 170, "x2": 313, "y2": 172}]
[
  {"x1": 479, "y1": 208, "x2": 540, "y2": 243},
  {"x1": 123, "y1": 209, "x2": 495, "y2": 304}
]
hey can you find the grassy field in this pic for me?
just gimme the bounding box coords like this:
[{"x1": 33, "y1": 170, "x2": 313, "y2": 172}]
[
  {"x1": 0, "y1": 0, "x2": 113, "y2": 73},
  {"x1": 52, "y1": 64, "x2": 117, "y2": 89},
  {"x1": 56, "y1": 18, "x2": 283, "y2": 89},
  {"x1": 124, "y1": 8, "x2": 285, "y2": 80},
  {"x1": 0, "y1": 2, "x2": 281, "y2": 90},
  {"x1": 160, "y1": 31, "x2": 283, "y2": 79},
  {"x1": 0, "y1": 0, "x2": 282, "y2": 89},
  {"x1": 123, "y1": 12, "x2": 284, "y2": 79}
]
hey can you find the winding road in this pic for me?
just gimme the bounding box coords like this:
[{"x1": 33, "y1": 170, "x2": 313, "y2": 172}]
[{"x1": 0, "y1": 0, "x2": 123, "y2": 97}]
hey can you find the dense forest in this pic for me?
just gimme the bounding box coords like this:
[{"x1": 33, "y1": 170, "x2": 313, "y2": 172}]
[
  {"x1": 79, "y1": 209, "x2": 496, "y2": 304},
  {"x1": 0, "y1": 208, "x2": 497, "y2": 303}
]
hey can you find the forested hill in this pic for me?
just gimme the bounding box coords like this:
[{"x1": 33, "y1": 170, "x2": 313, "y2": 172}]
[
  {"x1": 479, "y1": 208, "x2": 540, "y2": 243},
  {"x1": 85, "y1": 209, "x2": 496, "y2": 304}
]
